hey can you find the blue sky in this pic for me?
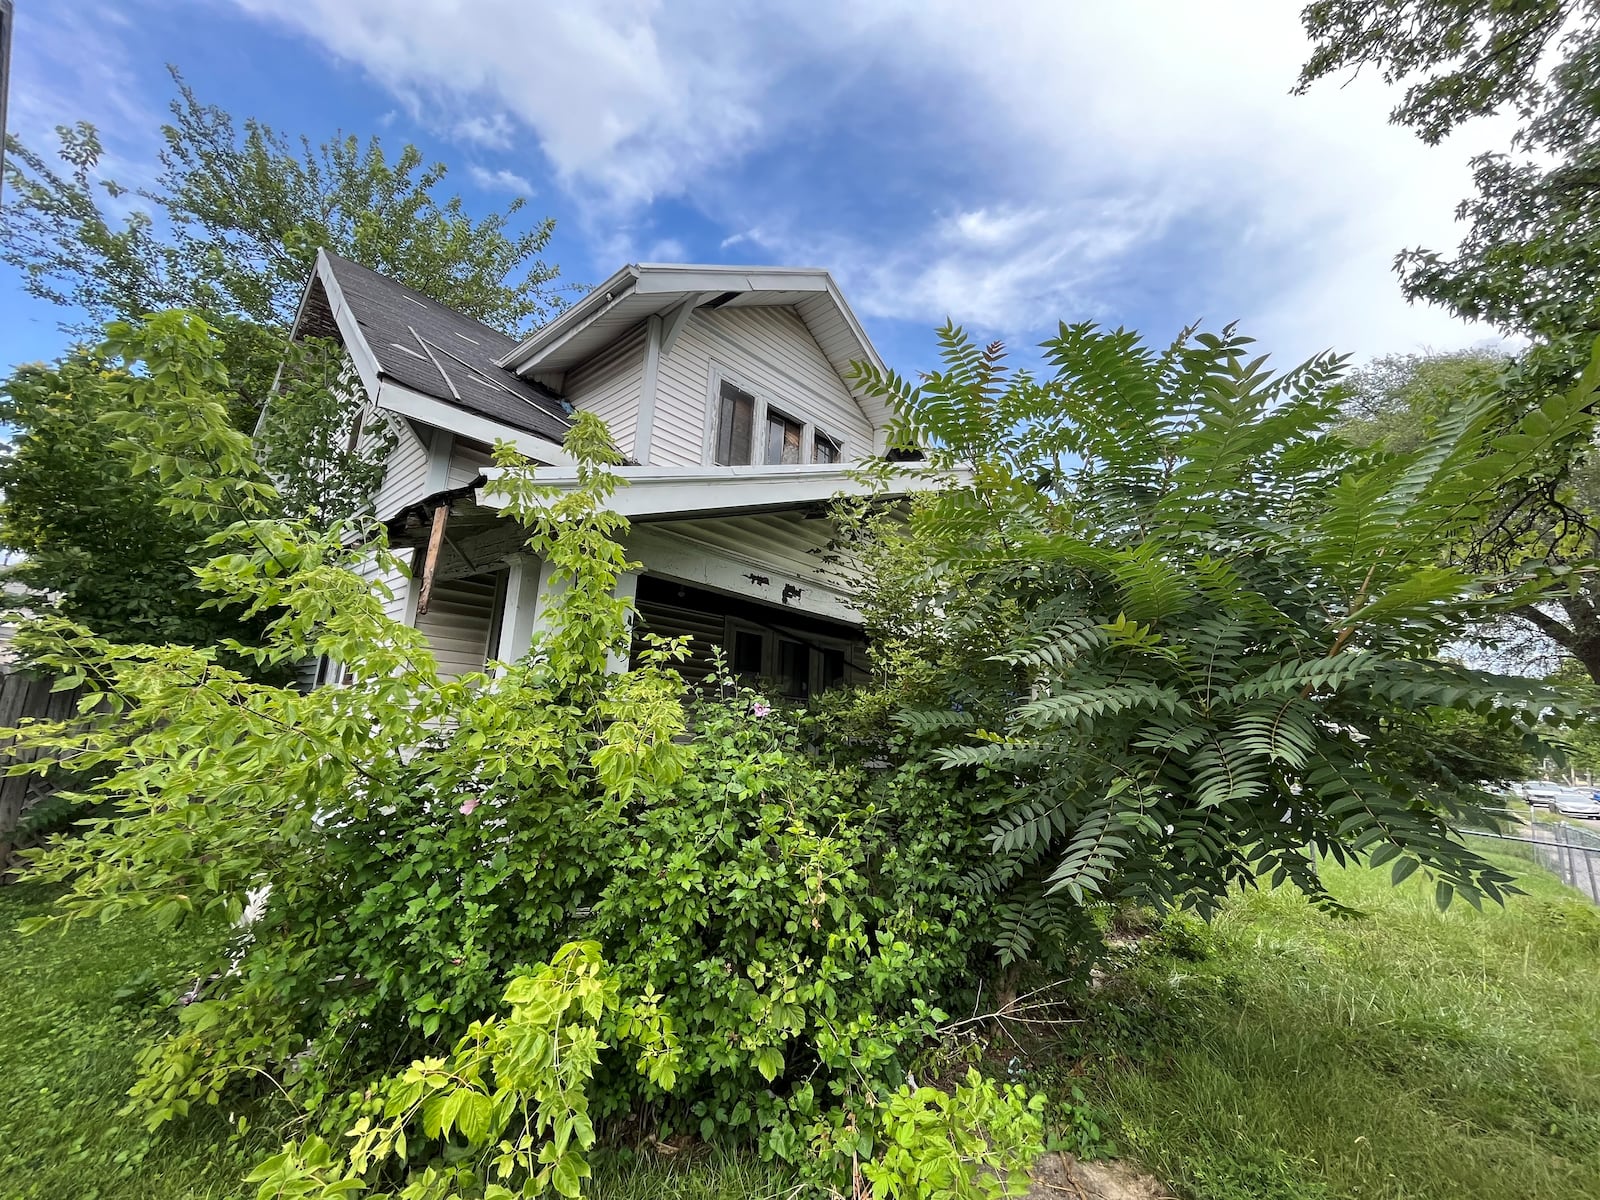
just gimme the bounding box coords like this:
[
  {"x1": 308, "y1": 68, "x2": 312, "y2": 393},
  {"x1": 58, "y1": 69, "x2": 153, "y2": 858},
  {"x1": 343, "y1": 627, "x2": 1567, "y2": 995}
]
[{"x1": 3, "y1": 0, "x2": 1510, "y2": 382}]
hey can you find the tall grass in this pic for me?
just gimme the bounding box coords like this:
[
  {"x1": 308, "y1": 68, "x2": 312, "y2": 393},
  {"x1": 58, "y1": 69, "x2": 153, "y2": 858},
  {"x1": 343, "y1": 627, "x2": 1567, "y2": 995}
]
[
  {"x1": 0, "y1": 882, "x2": 272, "y2": 1199},
  {"x1": 1056, "y1": 854, "x2": 1600, "y2": 1200}
]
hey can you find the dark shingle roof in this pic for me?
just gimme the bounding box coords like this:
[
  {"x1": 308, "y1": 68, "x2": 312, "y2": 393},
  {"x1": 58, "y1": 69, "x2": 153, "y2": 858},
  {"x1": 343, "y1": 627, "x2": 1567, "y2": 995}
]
[{"x1": 317, "y1": 251, "x2": 572, "y2": 442}]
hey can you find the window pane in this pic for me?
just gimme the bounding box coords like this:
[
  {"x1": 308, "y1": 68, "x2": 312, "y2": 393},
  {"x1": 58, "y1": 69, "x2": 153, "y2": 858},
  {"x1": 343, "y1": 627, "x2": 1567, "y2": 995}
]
[
  {"x1": 813, "y1": 434, "x2": 839, "y2": 464},
  {"x1": 716, "y1": 382, "x2": 754, "y2": 465},
  {"x1": 732, "y1": 629, "x2": 764, "y2": 676},
  {"x1": 820, "y1": 647, "x2": 846, "y2": 690},
  {"x1": 766, "y1": 412, "x2": 803, "y2": 465},
  {"x1": 777, "y1": 639, "x2": 809, "y2": 698}
]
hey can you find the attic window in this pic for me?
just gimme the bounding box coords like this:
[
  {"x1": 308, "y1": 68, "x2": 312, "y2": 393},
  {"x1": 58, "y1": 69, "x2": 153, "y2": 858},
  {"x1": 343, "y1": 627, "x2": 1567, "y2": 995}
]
[
  {"x1": 715, "y1": 381, "x2": 755, "y2": 466},
  {"x1": 765, "y1": 410, "x2": 803, "y2": 465},
  {"x1": 813, "y1": 432, "x2": 840, "y2": 465}
]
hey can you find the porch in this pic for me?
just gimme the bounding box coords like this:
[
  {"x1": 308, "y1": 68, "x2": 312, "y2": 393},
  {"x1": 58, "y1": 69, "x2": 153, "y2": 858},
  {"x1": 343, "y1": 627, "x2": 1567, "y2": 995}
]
[{"x1": 392, "y1": 499, "x2": 871, "y2": 697}]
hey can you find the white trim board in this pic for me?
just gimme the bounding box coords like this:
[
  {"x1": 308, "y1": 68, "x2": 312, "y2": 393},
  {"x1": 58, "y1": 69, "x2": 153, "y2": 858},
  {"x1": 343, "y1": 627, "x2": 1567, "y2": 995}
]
[
  {"x1": 625, "y1": 526, "x2": 859, "y2": 625},
  {"x1": 476, "y1": 462, "x2": 954, "y2": 521},
  {"x1": 376, "y1": 381, "x2": 574, "y2": 467}
]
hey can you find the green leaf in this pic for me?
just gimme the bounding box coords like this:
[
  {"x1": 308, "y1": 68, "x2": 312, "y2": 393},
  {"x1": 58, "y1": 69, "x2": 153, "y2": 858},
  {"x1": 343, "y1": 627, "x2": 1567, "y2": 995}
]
[{"x1": 755, "y1": 1046, "x2": 785, "y2": 1084}]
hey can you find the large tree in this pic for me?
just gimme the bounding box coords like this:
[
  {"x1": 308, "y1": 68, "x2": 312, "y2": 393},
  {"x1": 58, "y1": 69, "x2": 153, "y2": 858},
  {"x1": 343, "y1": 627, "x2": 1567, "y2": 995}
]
[
  {"x1": 1298, "y1": 0, "x2": 1600, "y2": 344},
  {"x1": 2, "y1": 70, "x2": 563, "y2": 424},
  {"x1": 0, "y1": 348, "x2": 276, "y2": 660},
  {"x1": 1300, "y1": 2, "x2": 1600, "y2": 683},
  {"x1": 1337, "y1": 349, "x2": 1600, "y2": 680},
  {"x1": 1, "y1": 73, "x2": 564, "y2": 644}
]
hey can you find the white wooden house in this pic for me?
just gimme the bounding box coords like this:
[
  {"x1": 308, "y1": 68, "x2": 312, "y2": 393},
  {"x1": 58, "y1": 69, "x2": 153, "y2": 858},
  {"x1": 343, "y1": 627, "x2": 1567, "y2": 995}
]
[{"x1": 287, "y1": 251, "x2": 932, "y2": 698}]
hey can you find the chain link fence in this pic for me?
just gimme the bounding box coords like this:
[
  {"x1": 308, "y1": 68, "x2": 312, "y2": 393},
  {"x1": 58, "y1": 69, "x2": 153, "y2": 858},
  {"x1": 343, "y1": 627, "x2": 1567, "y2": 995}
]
[{"x1": 1466, "y1": 817, "x2": 1600, "y2": 905}]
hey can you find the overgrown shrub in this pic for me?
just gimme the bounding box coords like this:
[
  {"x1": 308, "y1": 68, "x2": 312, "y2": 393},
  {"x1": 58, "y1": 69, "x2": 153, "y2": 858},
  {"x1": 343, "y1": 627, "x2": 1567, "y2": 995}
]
[
  {"x1": 842, "y1": 321, "x2": 1595, "y2": 962},
  {"x1": 6, "y1": 314, "x2": 1044, "y2": 1196}
]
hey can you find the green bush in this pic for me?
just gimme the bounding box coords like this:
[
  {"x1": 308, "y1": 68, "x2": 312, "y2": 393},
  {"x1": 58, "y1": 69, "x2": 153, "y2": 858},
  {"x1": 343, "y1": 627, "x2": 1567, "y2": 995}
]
[{"x1": 7, "y1": 314, "x2": 1045, "y2": 1197}]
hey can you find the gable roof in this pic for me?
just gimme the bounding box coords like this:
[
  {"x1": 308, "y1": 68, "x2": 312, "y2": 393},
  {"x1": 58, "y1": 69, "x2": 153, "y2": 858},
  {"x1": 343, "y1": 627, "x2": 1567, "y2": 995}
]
[
  {"x1": 292, "y1": 250, "x2": 572, "y2": 442},
  {"x1": 495, "y1": 263, "x2": 895, "y2": 433}
]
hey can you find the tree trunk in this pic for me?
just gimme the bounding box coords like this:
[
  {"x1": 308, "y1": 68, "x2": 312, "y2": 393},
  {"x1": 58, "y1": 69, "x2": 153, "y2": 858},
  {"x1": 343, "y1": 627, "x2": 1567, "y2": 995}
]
[{"x1": 1513, "y1": 584, "x2": 1600, "y2": 685}]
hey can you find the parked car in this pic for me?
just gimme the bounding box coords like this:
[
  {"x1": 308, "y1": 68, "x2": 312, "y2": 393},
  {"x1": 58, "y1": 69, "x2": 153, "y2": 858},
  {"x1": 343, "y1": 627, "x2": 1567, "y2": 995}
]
[
  {"x1": 1523, "y1": 781, "x2": 1566, "y2": 807},
  {"x1": 1553, "y1": 792, "x2": 1600, "y2": 819}
]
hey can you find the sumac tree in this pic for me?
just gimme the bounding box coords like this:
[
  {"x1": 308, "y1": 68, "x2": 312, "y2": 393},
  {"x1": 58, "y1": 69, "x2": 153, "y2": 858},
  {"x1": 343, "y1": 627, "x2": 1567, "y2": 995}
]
[{"x1": 846, "y1": 321, "x2": 1594, "y2": 965}]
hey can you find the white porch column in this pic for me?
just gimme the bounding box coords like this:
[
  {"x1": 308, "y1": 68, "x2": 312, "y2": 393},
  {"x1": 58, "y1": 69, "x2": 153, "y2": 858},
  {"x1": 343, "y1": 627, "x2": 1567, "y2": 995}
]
[
  {"x1": 495, "y1": 554, "x2": 544, "y2": 673},
  {"x1": 607, "y1": 570, "x2": 640, "y2": 674}
]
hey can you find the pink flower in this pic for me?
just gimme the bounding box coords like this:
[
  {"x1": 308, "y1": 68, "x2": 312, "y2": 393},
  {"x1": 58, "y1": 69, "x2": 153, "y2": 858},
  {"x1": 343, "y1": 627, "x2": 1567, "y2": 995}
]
[
  {"x1": 752, "y1": 700, "x2": 772, "y2": 718},
  {"x1": 459, "y1": 797, "x2": 480, "y2": 816}
]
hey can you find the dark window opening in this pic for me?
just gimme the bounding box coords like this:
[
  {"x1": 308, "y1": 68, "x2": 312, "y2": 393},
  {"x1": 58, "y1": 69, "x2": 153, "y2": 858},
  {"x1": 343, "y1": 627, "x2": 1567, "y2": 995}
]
[
  {"x1": 715, "y1": 381, "x2": 755, "y2": 465},
  {"x1": 813, "y1": 432, "x2": 840, "y2": 464},
  {"x1": 777, "y1": 639, "x2": 809, "y2": 699},
  {"x1": 820, "y1": 646, "x2": 846, "y2": 690},
  {"x1": 732, "y1": 629, "x2": 764, "y2": 676},
  {"x1": 631, "y1": 577, "x2": 866, "y2": 695}
]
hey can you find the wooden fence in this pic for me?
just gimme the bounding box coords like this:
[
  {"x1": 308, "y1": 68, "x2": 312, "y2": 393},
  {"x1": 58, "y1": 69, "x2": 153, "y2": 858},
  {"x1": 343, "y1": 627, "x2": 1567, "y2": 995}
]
[{"x1": 0, "y1": 669, "x2": 87, "y2": 876}]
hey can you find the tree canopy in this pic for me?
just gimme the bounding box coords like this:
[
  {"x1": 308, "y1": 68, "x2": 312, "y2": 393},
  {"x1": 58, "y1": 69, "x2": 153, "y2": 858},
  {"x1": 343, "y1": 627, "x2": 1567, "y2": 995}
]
[
  {"x1": 1334, "y1": 348, "x2": 1600, "y2": 680},
  {"x1": 2, "y1": 70, "x2": 563, "y2": 424},
  {"x1": 1, "y1": 73, "x2": 563, "y2": 644},
  {"x1": 1299, "y1": 0, "x2": 1600, "y2": 343},
  {"x1": 0, "y1": 348, "x2": 277, "y2": 661}
]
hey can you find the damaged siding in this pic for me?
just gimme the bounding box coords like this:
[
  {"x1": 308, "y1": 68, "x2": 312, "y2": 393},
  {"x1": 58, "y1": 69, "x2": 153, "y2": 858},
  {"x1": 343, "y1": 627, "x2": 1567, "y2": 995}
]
[{"x1": 447, "y1": 442, "x2": 496, "y2": 488}]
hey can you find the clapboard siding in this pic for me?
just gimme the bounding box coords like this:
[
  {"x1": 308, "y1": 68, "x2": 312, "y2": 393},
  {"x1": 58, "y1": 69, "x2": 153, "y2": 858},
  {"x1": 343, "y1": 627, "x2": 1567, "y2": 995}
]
[
  {"x1": 353, "y1": 553, "x2": 412, "y2": 625},
  {"x1": 566, "y1": 323, "x2": 646, "y2": 458},
  {"x1": 414, "y1": 574, "x2": 497, "y2": 681},
  {"x1": 447, "y1": 442, "x2": 496, "y2": 488},
  {"x1": 372, "y1": 413, "x2": 432, "y2": 518},
  {"x1": 651, "y1": 306, "x2": 874, "y2": 467}
]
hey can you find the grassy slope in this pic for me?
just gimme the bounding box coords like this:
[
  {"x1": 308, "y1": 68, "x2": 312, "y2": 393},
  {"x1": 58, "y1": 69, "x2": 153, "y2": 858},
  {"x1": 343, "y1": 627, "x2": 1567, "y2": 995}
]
[
  {"x1": 0, "y1": 882, "x2": 270, "y2": 1200},
  {"x1": 1062, "y1": 853, "x2": 1600, "y2": 1200},
  {"x1": 2, "y1": 852, "x2": 1596, "y2": 1200},
  {"x1": 0, "y1": 881, "x2": 787, "y2": 1200}
]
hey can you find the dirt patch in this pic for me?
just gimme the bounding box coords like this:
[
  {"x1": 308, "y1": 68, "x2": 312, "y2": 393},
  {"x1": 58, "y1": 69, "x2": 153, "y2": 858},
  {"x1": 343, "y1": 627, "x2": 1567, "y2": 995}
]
[{"x1": 1024, "y1": 1152, "x2": 1174, "y2": 1200}]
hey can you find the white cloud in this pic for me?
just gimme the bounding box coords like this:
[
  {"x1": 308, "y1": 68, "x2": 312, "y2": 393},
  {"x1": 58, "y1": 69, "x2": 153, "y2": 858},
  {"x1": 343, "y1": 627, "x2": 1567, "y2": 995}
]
[
  {"x1": 467, "y1": 165, "x2": 536, "y2": 196},
  {"x1": 742, "y1": 196, "x2": 1177, "y2": 336},
  {"x1": 641, "y1": 237, "x2": 689, "y2": 263},
  {"x1": 225, "y1": 0, "x2": 769, "y2": 206},
  {"x1": 455, "y1": 112, "x2": 515, "y2": 149},
  {"x1": 5, "y1": 2, "x2": 160, "y2": 169},
  {"x1": 944, "y1": 208, "x2": 1050, "y2": 250},
  {"x1": 824, "y1": 0, "x2": 1510, "y2": 360},
  {"x1": 221, "y1": 0, "x2": 1514, "y2": 361}
]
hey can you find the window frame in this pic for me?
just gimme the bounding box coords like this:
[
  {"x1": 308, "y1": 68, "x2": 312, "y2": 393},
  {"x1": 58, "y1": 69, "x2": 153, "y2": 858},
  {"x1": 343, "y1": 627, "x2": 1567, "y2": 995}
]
[
  {"x1": 811, "y1": 427, "x2": 843, "y2": 465},
  {"x1": 702, "y1": 362, "x2": 847, "y2": 467},
  {"x1": 763, "y1": 404, "x2": 806, "y2": 466},
  {"x1": 721, "y1": 616, "x2": 856, "y2": 699},
  {"x1": 712, "y1": 378, "x2": 757, "y2": 466}
]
